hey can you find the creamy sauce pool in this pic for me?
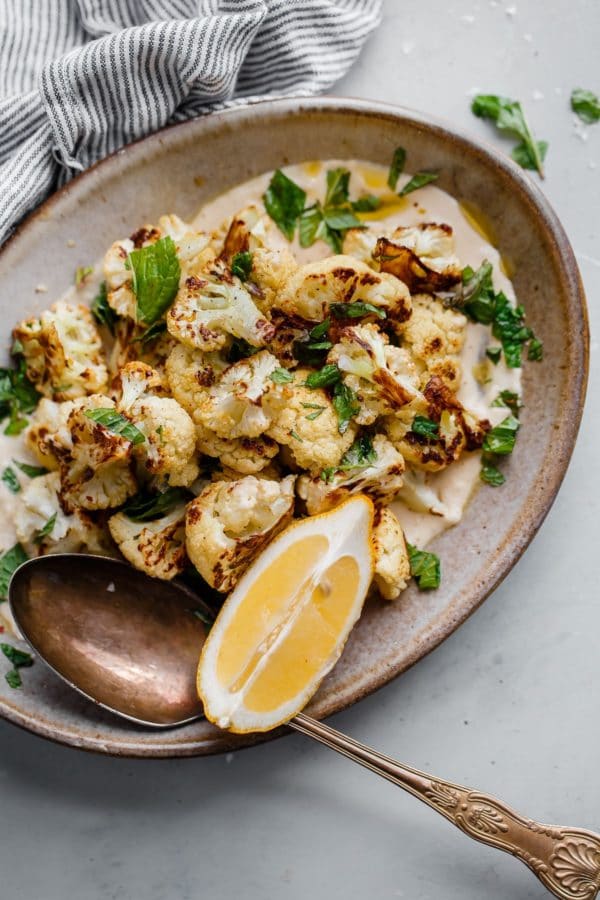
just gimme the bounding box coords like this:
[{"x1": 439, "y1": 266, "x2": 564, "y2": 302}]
[{"x1": 195, "y1": 160, "x2": 521, "y2": 546}]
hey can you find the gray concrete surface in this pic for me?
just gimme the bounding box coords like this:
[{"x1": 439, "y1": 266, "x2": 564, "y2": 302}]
[{"x1": 1, "y1": 1, "x2": 599, "y2": 897}]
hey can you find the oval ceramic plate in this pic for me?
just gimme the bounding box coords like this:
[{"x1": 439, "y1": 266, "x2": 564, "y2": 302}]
[{"x1": 0, "y1": 98, "x2": 588, "y2": 757}]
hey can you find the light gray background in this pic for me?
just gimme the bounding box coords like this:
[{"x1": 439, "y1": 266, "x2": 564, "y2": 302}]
[{"x1": 1, "y1": 1, "x2": 598, "y2": 897}]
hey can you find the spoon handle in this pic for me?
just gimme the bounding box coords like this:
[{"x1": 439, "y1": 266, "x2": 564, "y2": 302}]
[{"x1": 289, "y1": 713, "x2": 600, "y2": 900}]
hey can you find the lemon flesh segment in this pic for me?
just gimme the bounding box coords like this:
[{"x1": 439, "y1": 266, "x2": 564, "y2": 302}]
[{"x1": 197, "y1": 495, "x2": 375, "y2": 734}]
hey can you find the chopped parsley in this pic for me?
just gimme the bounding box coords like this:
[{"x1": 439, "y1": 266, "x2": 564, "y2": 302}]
[
  {"x1": 1, "y1": 642, "x2": 34, "y2": 690},
  {"x1": 231, "y1": 250, "x2": 253, "y2": 281},
  {"x1": 75, "y1": 265, "x2": 93, "y2": 286},
  {"x1": 332, "y1": 381, "x2": 360, "y2": 434},
  {"x1": 0, "y1": 544, "x2": 28, "y2": 599},
  {"x1": 263, "y1": 170, "x2": 307, "y2": 240},
  {"x1": 387, "y1": 146, "x2": 407, "y2": 190},
  {"x1": 571, "y1": 88, "x2": 600, "y2": 124},
  {"x1": 407, "y1": 544, "x2": 441, "y2": 590},
  {"x1": 411, "y1": 416, "x2": 439, "y2": 440},
  {"x1": 321, "y1": 433, "x2": 377, "y2": 482},
  {"x1": 330, "y1": 302, "x2": 386, "y2": 320},
  {"x1": 270, "y1": 367, "x2": 294, "y2": 384},
  {"x1": 471, "y1": 94, "x2": 547, "y2": 177},
  {"x1": 34, "y1": 513, "x2": 56, "y2": 545},
  {"x1": 126, "y1": 236, "x2": 181, "y2": 326},
  {"x1": 121, "y1": 487, "x2": 191, "y2": 523},
  {"x1": 84, "y1": 408, "x2": 145, "y2": 445},
  {"x1": 1, "y1": 466, "x2": 20, "y2": 493},
  {"x1": 398, "y1": 172, "x2": 439, "y2": 196},
  {"x1": 91, "y1": 281, "x2": 118, "y2": 335},
  {"x1": 12, "y1": 460, "x2": 48, "y2": 478},
  {"x1": 483, "y1": 415, "x2": 520, "y2": 456}
]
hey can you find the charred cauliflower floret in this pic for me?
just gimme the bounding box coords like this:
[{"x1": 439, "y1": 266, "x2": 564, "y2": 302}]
[
  {"x1": 328, "y1": 324, "x2": 423, "y2": 424},
  {"x1": 108, "y1": 504, "x2": 187, "y2": 580},
  {"x1": 374, "y1": 223, "x2": 462, "y2": 294},
  {"x1": 372, "y1": 506, "x2": 410, "y2": 600},
  {"x1": 297, "y1": 433, "x2": 405, "y2": 515},
  {"x1": 164, "y1": 343, "x2": 229, "y2": 417},
  {"x1": 383, "y1": 376, "x2": 489, "y2": 472},
  {"x1": 166, "y1": 269, "x2": 275, "y2": 352},
  {"x1": 157, "y1": 214, "x2": 215, "y2": 277},
  {"x1": 14, "y1": 472, "x2": 109, "y2": 555},
  {"x1": 264, "y1": 368, "x2": 356, "y2": 473},
  {"x1": 116, "y1": 362, "x2": 199, "y2": 487},
  {"x1": 185, "y1": 475, "x2": 296, "y2": 591},
  {"x1": 342, "y1": 228, "x2": 379, "y2": 266},
  {"x1": 249, "y1": 247, "x2": 299, "y2": 313},
  {"x1": 195, "y1": 351, "x2": 279, "y2": 440},
  {"x1": 275, "y1": 255, "x2": 411, "y2": 326},
  {"x1": 13, "y1": 301, "x2": 108, "y2": 400},
  {"x1": 51, "y1": 395, "x2": 138, "y2": 510},
  {"x1": 195, "y1": 425, "x2": 279, "y2": 474},
  {"x1": 399, "y1": 294, "x2": 467, "y2": 389},
  {"x1": 24, "y1": 398, "x2": 76, "y2": 470}
]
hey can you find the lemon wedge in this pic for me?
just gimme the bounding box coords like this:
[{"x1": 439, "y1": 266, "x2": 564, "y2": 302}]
[{"x1": 197, "y1": 495, "x2": 375, "y2": 733}]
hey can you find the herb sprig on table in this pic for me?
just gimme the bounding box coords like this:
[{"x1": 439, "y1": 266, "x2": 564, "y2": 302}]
[{"x1": 471, "y1": 94, "x2": 547, "y2": 177}]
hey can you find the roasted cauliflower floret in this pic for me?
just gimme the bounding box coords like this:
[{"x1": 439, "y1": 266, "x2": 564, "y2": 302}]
[
  {"x1": 185, "y1": 475, "x2": 296, "y2": 591},
  {"x1": 263, "y1": 368, "x2": 356, "y2": 473},
  {"x1": 164, "y1": 343, "x2": 229, "y2": 417},
  {"x1": 157, "y1": 214, "x2": 214, "y2": 276},
  {"x1": 399, "y1": 294, "x2": 467, "y2": 389},
  {"x1": 116, "y1": 362, "x2": 199, "y2": 487},
  {"x1": 103, "y1": 225, "x2": 162, "y2": 320},
  {"x1": 195, "y1": 351, "x2": 279, "y2": 440},
  {"x1": 328, "y1": 324, "x2": 423, "y2": 424},
  {"x1": 383, "y1": 376, "x2": 489, "y2": 472},
  {"x1": 14, "y1": 472, "x2": 109, "y2": 555},
  {"x1": 249, "y1": 247, "x2": 299, "y2": 312},
  {"x1": 342, "y1": 228, "x2": 379, "y2": 266},
  {"x1": 108, "y1": 504, "x2": 187, "y2": 580},
  {"x1": 372, "y1": 506, "x2": 410, "y2": 600},
  {"x1": 51, "y1": 395, "x2": 138, "y2": 510},
  {"x1": 297, "y1": 433, "x2": 405, "y2": 515},
  {"x1": 373, "y1": 224, "x2": 462, "y2": 294},
  {"x1": 275, "y1": 255, "x2": 411, "y2": 326},
  {"x1": 166, "y1": 269, "x2": 275, "y2": 352},
  {"x1": 13, "y1": 301, "x2": 108, "y2": 400},
  {"x1": 195, "y1": 426, "x2": 279, "y2": 474},
  {"x1": 24, "y1": 398, "x2": 76, "y2": 470}
]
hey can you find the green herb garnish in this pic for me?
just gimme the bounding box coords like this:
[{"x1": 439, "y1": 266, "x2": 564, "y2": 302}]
[
  {"x1": 1, "y1": 642, "x2": 33, "y2": 690},
  {"x1": 492, "y1": 390, "x2": 522, "y2": 417},
  {"x1": 387, "y1": 147, "x2": 406, "y2": 190},
  {"x1": 471, "y1": 94, "x2": 546, "y2": 177},
  {"x1": 91, "y1": 281, "x2": 118, "y2": 335},
  {"x1": 321, "y1": 433, "x2": 377, "y2": 482},
  {"x1": 351, "y1": 194, "x2": 381, "y2": 212},
  {"x1": 527, "y1": 337, "x2": 543, "y2": 361},
  {"x1": 263, "y1": 170, "x2": 307, "y2": 240},
  {"x1": 131, "y1": 320, "x2": 167, "y2": 347},
  {"x1": 571, "y1": 88, "x2": 600, "y2": 124},
  {"x1": 126, "y1": 236, "x2": 181, "y2": 326},
  {"x1": 1, "y1": 467, "x2": 20, "y2": 493},
  {"x1": 270, "y1": 368, "x2": 294, "y2": 384},
  {"x1": 75, "y1": 265, "x2": 93, "y2": 286},
  {"x1": 34, "y1": 513, "x2": 56, "y2": 545},
  {"x1": 407, "y1": 544, "x2": 441, "y2": 590},
  {"x1": 305, "y1": 364, "x2": 342, "y2": 389},
  {"x1": 332, "y1": 382, "x2": 360, "y2": 435},
  {"x1": 486, "y1": 346, "x2": 502, "y2": 365},
  {"x1": 298, "y1": 167, "x2": 362, "y2": 254},
  {"x1": 290, "y1": 430, "x2": 303, "y2": 442},
  {"x1": 411, "y1": 416, "x2": 439, "y2": 440},
  {"x1": 0, "y1": 544, "x2": 28, "y2": 599},
  {"x1": 231, "y1": 251, "x2": 253, "y2": 281},
  {"x1": 121, "y1": 487, "x2": 191, "y2": 523},
  {"x1": 227, "y1": 338, "x2": 260, "y2": 363},
  {"x1": 480, "y1": 461, "x2": 506, "y2": 487},
  {"x1": 305, "y1": 408, "x2": 324, "y2": 420},
  {"x1": 482, "y1": 415, "x2": 520, "y2": 455},
  {"x1": 398, "y1": 172, "x2": 439, "y2": 196},
  {"x1": 0, "y1": 360, "x2": 40, "y2": 436},
  {"x1": 330, "y1": 302, "x2": 386, "y2": 320},
  {"x1": 84, "y1": 408, "x2": 145, "y2": 445},
  {"x1": 12, "y1": 460, "x2": 48, "y2": 478}
]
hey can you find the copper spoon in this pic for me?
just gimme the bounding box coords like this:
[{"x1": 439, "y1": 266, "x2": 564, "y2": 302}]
[{"x1": 9, "y1": 553, "x2": 600, "y2": 900}]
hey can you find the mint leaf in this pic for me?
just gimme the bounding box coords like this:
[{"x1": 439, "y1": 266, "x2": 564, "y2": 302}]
[
  {"x1": 321, "y1": 433, "x2": 377, "y2": 481},
  {"x1": 330, "y1": 302, "x2": 386, "y2": 320},
  {"x1": 486, "y1": 346, "x2": 502, "y2": 365},
  {"x1": 0, "y1": 544, "x2": 28, "y2": 599},
  {"x1": 1, "y1": 643, "x2": 33, "y2": 668},
  {"x1": 131, "y1": 320, "x2": 167, "y2": 346},
  {"x1": 270, "y1": 368, "x2": 294, "y2": 384},
  {"x1": 480, "y1": 462, "x2": 506, "y2": 486},
  {"x1": 263, "y1": 170, "x2": 306, "y2": 241},
  {"x1": 127, "y1": 236, "x2": 181, "y2": 326},
  {"x1": 471, "y1": 94, "x2": 546, "y2": 177},
  {"x1": 332, "y1": 382, "x2": 360, "y2": 434},
  {"x1": 34, "y1": 513, "x2": 56, "y2": 545},
  {"x1": 231, "y1": 251, "x2": 253, "y2": 282},
  {"x1": 482, "y1": 415, "x2": 520, "y2": 455},
  {"x1": 91, "y1": 281, "x2": 118, "y2": 335},
  {"x1": 121, "y1": 487, "x2": 191, "y2": 523},
  {"x1": 411, "y1": 416, "x2": 439, "y2": 440},
  {"x1": 324, "y1": 168, "x2": 351, "y2": 207},
  {"x1": 511, "y1": 140, "x2": 548, "y2": 171},
  {"x1": 12, "y1": 460, "x2": 48, "y2": 478},
  {"x1": 84, "y1": 408, "x2": 145, "y2": 445},
  {"x1": 2, "y1": 466, "x2": 20, "y2": 493},
  {"x1": 492, "y1": 390, "x2": 522, "y2": 417},
  {"x1": 305, "y1": 364, "x2": 342, "y2": 389},
  {"x1": 5, "y1": 669, "x2": 21, "y2": 689},
  {"x1": 399, "y1": 172, "x2": 439, "y2": 196},
  {"x1": 351, "y1": 194, "x2": 381, "y2": 212},
  {"x1": 527, "y1": 337, "x2": 543, "y2": 361},
  {"x1": 407, "y1": 544, "x2": 441, "y2": 590},
  {"x1": 388, "y1": 147, "x2": 406, "y2": 190},
  {"x1": 571, "y1": 88, "x2": 600, "y2": 124}
]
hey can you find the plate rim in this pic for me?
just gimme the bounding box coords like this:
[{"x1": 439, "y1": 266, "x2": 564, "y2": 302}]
[{"x1": 0, "y1": 95, "x2": 589, "y2": 757}]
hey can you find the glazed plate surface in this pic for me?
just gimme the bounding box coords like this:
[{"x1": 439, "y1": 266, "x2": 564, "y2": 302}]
[{"x1": 0, "y1": 98, "x2": 588, "y2": 756}]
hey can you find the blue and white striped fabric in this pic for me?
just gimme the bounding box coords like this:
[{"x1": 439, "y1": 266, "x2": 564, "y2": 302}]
[{"x1": 0, "y1": 0, "x2": 381, "y2": 245}]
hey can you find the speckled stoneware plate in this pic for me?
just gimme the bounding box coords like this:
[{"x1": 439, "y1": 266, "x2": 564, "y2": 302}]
[{"x1": 0, "y1": 98, "x2": 588, "y2": 757}]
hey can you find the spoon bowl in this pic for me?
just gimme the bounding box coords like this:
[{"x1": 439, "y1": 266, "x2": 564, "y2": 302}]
[{"x1": 9, "y1": 554, "x2": 207, "y2": 727}]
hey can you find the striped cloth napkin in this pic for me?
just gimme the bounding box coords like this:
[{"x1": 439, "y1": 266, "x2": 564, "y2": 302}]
[{"x1": 0, "y1": 0, "x2": 381, "y2": 245}]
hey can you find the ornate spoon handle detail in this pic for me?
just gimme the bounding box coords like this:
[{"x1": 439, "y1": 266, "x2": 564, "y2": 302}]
[{"x1": 290, "y1": 713, "x2": 600, "y2": 900}]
